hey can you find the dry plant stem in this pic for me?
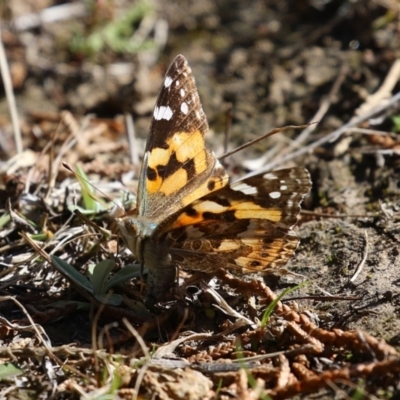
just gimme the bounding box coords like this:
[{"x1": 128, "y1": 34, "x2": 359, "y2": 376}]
[
  {"x1": 261, "y1": 91, "x2": 400, "y2": 173},
  {"x1": 347, "y1": 127, "x2": 397, "y2": 136},
  {"x1": 299, "y1": 314, "x2": 399, "y2": 358},
  {"x1": 45, "y1": 112, "x2": 79, "y2": 200},
  {"x1": 223, "y1": 103, "x2": 233, "y2": 155},
  {"x1": 269, "y1": 357, "x2": 400, "y2": 399},
  {"x1": 122, "y1": 318, "x2": 150, "y2": 359},
  {"x1": 355, "y1": 58, "x2": 400, "y2": 117},
  {"x1": 0, "y1": 30, "x2": 22, "y2": 154},
  {"x1": 326, "y1": 380, "x2": 376, "y2": 400},
  {"x1": 290, "y1": 64, "x2": 349, "y2": 149},
  {"x1": 24, "y1": 125, "x2": 58, "y2": 194},
  {"x1": 45, "y1": 129, "x2": 56, "y2": 200},
  {"x1": 300, "y1": 210, "x2": 377, "y2": 219},
  {"x1": 6, "y1": 199, "x2": 35, "y2": 232},
  {"x1": 122, "y1": 319, "x2": 151, "y2": 400},
  {"x1": 0, "y1": 304, "x2": 51, "y2": 347},
  {"x1": 133, "y1": 364, "x2": 148, "y2": 400},
  {"x1": 73, "y1": 209, "x2": 112, "y2": 237},
  {"x1": 20, "y1": 231, "x2": 94, "y2": 302},
  {"x1": 25, "y1": 112, "x2": 76, "y2": 197},
  {"x1": 285, "y1": 321, "x2": 324, "y2": 353},
  {"x1": 217, "y1": 272, "x2": 399, "y2": 359},
  {"x1": 220, "y1": 124, "x2": 312, "y2": 160},
  {"x1": 275, "y1": 354, "x2": 292, "y2": 389},
  {"x1": 0, "y1": 296, "x2": 60, "y2": 363},
  {"x1": 0, "y1": 345, "x2": 109, "y2": 359},
  {"x1": 357, "y1": 330, "x2": 377, "y2": 362},
  {"x1": 125, "y1": 113, "x2": 139, "y2": 167},
  {"x1": 92, "y1": 294, "x2": 111, "y2": 376},
  {"x1": 168, "y1": 307, "x2": 190, "y2": 342},
  {"x1": 98, "y1": 322, "x2": 118, "y2": 353},
  {"x1": 350, "y1": 230, "x2": 369, "y2": 283}
]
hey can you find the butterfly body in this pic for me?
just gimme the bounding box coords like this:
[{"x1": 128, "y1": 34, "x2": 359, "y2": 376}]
[{"x1": 117, "y1": 55, "x2": 311, "y2": 304}]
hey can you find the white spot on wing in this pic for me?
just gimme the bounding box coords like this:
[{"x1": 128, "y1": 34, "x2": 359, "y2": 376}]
[
  {"x1": 176, "y1": 80, "x2": 180, "y2": 86},
  {"x1": 280, "y1": 185, "x2": 287, "y2": 191},
  {"x1": 269, "y1": 191, "x2": 281, "y2": 199},
  {"x1": 154, "y1": 106, "x2": 174, "y2": 121},
  {"x1": 264, "y1": 173, "x2": 277, "y2": 180},
  {"x1": 232, "y1": 183, "x2": 258, "y2": 195},
  {"x1": 181, "y1": 102, "x2": 189, "y2": 115},
  {"x1": 180, "y1": 88, "x2": 186, "y2": 97},
  {"x1": 164, "y1": 76, "x2": 173, "y2": 88},
  {"x1": 218, "y1": 241, "x2": 240, "y2": 251}
]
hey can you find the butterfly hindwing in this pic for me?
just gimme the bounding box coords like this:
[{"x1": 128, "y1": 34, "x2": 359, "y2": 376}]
[{"x1": 154, "y1": 168, "x2": 311, "y2": 274}]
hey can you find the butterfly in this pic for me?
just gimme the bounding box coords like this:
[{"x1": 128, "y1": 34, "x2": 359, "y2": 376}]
[{"x1": 117, "y1": 55, "x2": 311, "y2": 305}]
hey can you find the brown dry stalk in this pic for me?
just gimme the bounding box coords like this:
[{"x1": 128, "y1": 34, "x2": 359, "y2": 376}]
[{"x1": 268, "y1": 357, "x2": 400, "y2": 399}]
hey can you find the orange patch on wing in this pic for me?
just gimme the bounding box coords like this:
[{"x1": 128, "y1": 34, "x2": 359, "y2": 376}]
[
  {"x1": 181, "y1": 172, "x2": 229, "y2": 207},
  {"x1": 146, "y1": 175, "x2": 163, "y2": 195},
  {"x1": 233, "y1": 202, "x2": 282, "y2": 221},
  {"x1": 171, "y1": 213, "x2": 205, "y2": 228},
  {"x1": 162, "y1": 169, "x2": 188, "y2": 195},
  {"x1": 173, "y1": 131, "x2": 208, "y2": 174},
  {"x1": 170, "y1": 201, "x2": 228, "y2": 229},
  {"x1": 146, "y1": 130, "x2": 209, "y2": 196}
]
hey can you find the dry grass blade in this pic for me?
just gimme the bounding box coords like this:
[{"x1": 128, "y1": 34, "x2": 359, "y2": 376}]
[
  {"x1": 0, "y1": 31, "x2": 22, "y2": 154},
  {"x1": 220, "y1": 123, "x2": 314, "y2": 161},
  {"x1": 200, "y1": 281, "x2": 255, "y2": 327},
  {"x1": 261, "y1": 90, "x2": 400, "y2": 172}
]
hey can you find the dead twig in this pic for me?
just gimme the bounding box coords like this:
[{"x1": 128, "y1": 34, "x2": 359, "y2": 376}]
[
  {"x1": 125, "y1": 113, "x2": 139, "y2": 167},
  {"x1": 350, "y1": 230, "x2": 369, "y2": 283},
  {"x1": 0, "y1": 28, "x2": 22, "y2": 154},
  {"x1": 291, "y1": 63, "x2": 349, "y2": 149},
  {"x1": 220, "y1": 123, "x2": 313, "y2": 161},
  {"x1": 257, "y1": 91, "x2": 400, "y2": 174}
]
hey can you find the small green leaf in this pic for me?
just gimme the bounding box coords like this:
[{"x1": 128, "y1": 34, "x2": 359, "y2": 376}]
[
  {"x1": 75, "y1": 164, "x2": 98, "y2": 211},
  {"x1": 68, "y1": 204, "x2": 100, "y2": 215},
  {"x1": 260, "y1": 281, "x2": 311, "y2": 327},
  {"x1": 0, "y1": 363, "x2": 22, "y2": 380},
  {"x1": 90, "y1": 259, "x2": 116, "y2": 295},
  {"x1": 30, "y1": 232, "x2": 49, "y2": 241},
  {"x1": 0, "y1": 213, "x2": 10, "y2": 228},
  {"x1": 51, "y1": 256, "x2": 93, "y2": 293},
  {"x1": 104, "y1": 263, "x2": 143, "y2": 291},
  {"x1": 392, "y1": 115, "x2": 400, "y2": 132},
  {"x1": 94, "y1": 293, "x2": 123, "y2": 306},
  {"x1": 74, "y1": 164, "x2": 108, "y2": 213}
]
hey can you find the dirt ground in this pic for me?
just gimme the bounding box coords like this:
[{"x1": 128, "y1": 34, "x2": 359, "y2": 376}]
[{"x1": 1, "y1": 0, "x2": 400, "y2": 399}]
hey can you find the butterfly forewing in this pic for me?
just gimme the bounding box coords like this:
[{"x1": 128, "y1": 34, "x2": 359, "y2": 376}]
[{"x1": 137, "y1": 55, "x2": 229, "y2": 220}]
